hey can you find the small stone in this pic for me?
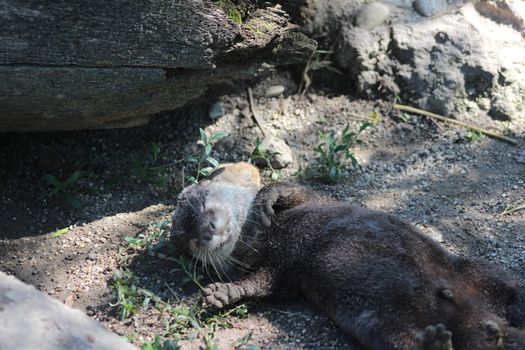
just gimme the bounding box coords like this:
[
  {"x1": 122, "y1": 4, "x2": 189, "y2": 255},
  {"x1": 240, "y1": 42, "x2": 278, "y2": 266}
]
[
  {"x1": 87, "y1": 253, "x2": 97, "y2": 261},
  {"x1": 355, "y1": 2, "x2": 390, "y2": 30},
  {"x1": 208, "y1": 100, "x2": 225, "y2": 119},
  {"x1": 265, "y1": 85, "x2": 285, "y2": 97},
  {"x1": 414, "y1": 0, "x2": 448, "y2": 17},
  {"x1": 258, "y1": 135, "x2": 294, "y2": 169},
  {"x1": 215, "y1": 135, "x2": 236, "y2": 153}
]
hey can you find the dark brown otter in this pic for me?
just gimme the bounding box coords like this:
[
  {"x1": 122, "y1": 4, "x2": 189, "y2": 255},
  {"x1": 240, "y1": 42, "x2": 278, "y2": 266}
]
[{"x1": 172, "y1": 182, "x2": 525, "y2": 350}]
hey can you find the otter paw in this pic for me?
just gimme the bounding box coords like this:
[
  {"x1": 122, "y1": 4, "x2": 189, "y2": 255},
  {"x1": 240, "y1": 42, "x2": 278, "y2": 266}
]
[
  {"x1": 256, "y1": 188, "x2": 279, "y2": 226},
  {"x1": 202, "y1": 282, "x2": 242, "y2": 309},
  {"x1": 415, "y1": 324, "x2": 453, "y2": 350}
]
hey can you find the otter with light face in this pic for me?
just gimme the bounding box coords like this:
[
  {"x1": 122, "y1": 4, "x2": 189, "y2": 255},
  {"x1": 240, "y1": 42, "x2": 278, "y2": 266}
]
[{"x1": 172, "y1": 181, "x2": 525, "y2": 350}]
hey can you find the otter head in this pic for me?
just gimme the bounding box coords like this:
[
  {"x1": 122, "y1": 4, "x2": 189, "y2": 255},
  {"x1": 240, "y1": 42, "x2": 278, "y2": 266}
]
[{"x1": 171, "y1": 181, "x2": 258, "y2": 274}]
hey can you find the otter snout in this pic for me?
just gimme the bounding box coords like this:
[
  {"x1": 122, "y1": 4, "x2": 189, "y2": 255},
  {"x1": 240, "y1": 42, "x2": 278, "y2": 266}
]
[{"x1": 196, "y1": 221, "x2": 216, "y2": 248}]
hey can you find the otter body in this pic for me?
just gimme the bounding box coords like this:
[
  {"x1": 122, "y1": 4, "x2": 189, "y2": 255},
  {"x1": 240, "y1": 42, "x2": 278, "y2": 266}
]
[{"x1": 173, "y1": 182, "x2": 525, "y2": 350}]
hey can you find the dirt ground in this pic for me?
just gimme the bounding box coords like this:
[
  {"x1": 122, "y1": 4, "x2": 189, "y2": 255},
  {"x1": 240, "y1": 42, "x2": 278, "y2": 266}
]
[{"x1": 1, "y1": 71, "x2": 524, "y2": 349}]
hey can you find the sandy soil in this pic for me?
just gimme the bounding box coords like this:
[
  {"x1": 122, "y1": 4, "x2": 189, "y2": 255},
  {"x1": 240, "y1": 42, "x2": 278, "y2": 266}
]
[{"x1": 0, "y1": 72, "x2": 524, "y2": 349}]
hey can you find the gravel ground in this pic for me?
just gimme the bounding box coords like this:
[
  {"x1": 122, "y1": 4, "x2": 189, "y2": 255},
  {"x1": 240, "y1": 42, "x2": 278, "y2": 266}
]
[{"x1": 0, "y1": 71, "x2": 524, "y2": 349}]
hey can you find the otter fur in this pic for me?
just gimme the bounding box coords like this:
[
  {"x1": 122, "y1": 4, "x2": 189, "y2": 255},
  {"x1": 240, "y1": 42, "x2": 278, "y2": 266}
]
[{"x1": 172, "y1": 182, "x2": 525, "y2": 350}]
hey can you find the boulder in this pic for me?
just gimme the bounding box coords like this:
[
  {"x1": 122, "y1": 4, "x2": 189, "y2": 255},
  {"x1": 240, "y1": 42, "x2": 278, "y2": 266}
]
[
  {"x1": 0, "y1": 272, "x2": 136, "y2": 350},
  {"x1": 0, "y1": 1, "x2": 316, "y2": 131},
  {"x1": 301, "y1": 0, "x2": 525, "y2": 120}
]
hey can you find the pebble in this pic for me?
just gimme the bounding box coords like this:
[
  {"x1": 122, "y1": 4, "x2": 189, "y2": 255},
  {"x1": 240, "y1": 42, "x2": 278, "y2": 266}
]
[
  {"x1": 208, "y1": 100, "x2": 225, "y2": 119},
  {"x1": 355, "y1": 2, "x2": 390, "y2": 30},
  {"x1": 414, "y1": 0, "x2": 448, "y2": 17},
  {"x1": 265, "y1": 85, "x2": 285, "y2": 98}
]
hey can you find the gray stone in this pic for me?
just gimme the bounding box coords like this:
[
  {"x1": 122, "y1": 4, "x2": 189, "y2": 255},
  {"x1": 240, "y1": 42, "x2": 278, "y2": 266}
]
[
  {"x1": 0, "y1": 272, "x2": 136, "y2": 350},
  {"x1": 265, "y1": 85, "x2": 286, "y2": 97},
  {"x1": 208, "y1": 101, "x2": 225, "y2": 120},
  {"x1": 414, "y1": 0, "x2": 448, "y2": 17},
  {"x1": 324, "y1": 0, "x2": 525, "y2": 120},
  {"x1": 215, "y1": 135, "x2": 236, "y2": 153},
  {"x1": 355, "y1": 2, "x2": 391, "y2": 30}
]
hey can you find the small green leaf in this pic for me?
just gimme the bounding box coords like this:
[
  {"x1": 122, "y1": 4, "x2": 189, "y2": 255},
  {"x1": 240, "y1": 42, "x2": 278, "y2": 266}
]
[
  {"x1": 328, "y1": 166, "x2": 337, "y2": 180},
  {"x1": 199, "y1": 128, "x2": 209, "y2": 145},
  {"x1": 206, "y1": 157, "x2": 219, "y2": 168},
  {"x1": 44, "y1": 174, "x2": 62, "y2": 188},
  {"x1": 184, "y1": 155, "x2": 198, "y2": 163},
  {"x1": 63, "y1": 170, "x2": 83, "y2": 188},
  {"x1": 334, "y1": 145, "x2": 348, "y2": 153},
  {"x1": 210, "y1": 131, "x2": 228, "y2": 143},
  {"x1": 204, "y1": 144, "x2": 212, "y2": 155},
  {"x1": 185, "y1": 176, "x2": 197, "y2": 184},
  {"x1": 359, "y1": 121, "x2": 373, "y2": 132},
  {"x1": 50, "y1": 227, "x2": 69, "y2": 238},
  {"x1": 200, "y1": 167, "x2": 213, "y2": 176}
]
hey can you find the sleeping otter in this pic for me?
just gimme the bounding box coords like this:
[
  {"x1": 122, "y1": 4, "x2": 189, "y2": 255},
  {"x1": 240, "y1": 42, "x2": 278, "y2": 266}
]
[{"x1": 172, "y1": 182, "x2": 525, "y2": 349}]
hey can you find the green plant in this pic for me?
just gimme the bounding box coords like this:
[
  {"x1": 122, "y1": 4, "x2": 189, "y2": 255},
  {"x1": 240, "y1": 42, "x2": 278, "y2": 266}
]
[
  {"x1": 109, "y1": 270, "x2": 158, "y2": 320},
  {"x1": 313, "y1": 121, "x2": 372, "y2": 182},
  {"x1": 299, "y1": 49, "x2": 342, "y2": 96},
  {"x1": 125, "y1": 220, "x2": 171, "y2": 252},
  {"x1": 141, "y1": 336, "x2": 180, "y2": 350},
  {"x1": 170, "y1": 255, "x2": 205, "y2": 290},
  {"x1": 162, "y1": 302, "x2": 204, "y2": 337},
  {"x1": 214, "y1": 0, "x2": 242, "y2": 24},
  {"x1": 132, "y1": 142, "x2": 169, "y2": 186},
  {"x1": 465, "y1": 128, "x2": 485, "y2": 142},
  {"x1": 185, "y1": 129, "x2": 228, "y2": 184},
  {"x1": 392, "y1": 95, "x2": 413, "y2": 122},
  {"x1": 232, "y1": 331, "x2": 260, "y2": 350},
  {"x1": 203, "y1": 333, "x2": 220, "y2": 350},
  {"x1": 205, "y1": 304, "x2": 249, "y2": 332},
  {"x1": 249, "y1": 138, "x2": 281, "y2": 181},
  {"x1": 50, "y1": 227, "x2": 69, "y2": 238},
  {"x1": 44, "y1": 170, "x2": 93, "y2": 208}
]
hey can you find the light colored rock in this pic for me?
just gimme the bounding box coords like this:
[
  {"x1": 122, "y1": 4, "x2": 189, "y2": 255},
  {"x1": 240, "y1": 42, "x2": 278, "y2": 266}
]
[
  {"x1": 329, "y1": 0, "x2": 525, "y2": 119},
  {"x1": 355, "y1": 2, "x2": 390, "y2": 30},
  {"x1": 264, "y1": 85, "x2": 285, "y2": 97},
  {"x1": 0, "y1": 272, "x2": 137, "y2": 350},
  {"x1": 414, "y1": 0, "x2": 448, "y2": 17},
  {"x1": 260, "y1": 135, "x2": 294, "y2": 169}
]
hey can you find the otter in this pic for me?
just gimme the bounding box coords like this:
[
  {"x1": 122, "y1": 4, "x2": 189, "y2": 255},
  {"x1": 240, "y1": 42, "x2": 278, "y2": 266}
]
[{"x1": 172, "y1": 181, "x2": 525, "y2": 349}]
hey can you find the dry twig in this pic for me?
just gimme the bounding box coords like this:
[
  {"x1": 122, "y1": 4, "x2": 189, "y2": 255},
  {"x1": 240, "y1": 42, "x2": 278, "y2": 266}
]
[
  {"x1": 393, "y1": 104, "x2": 518, "y2": 146},
  {"x1": 247, "y1": 87, "x2": 268, "y2": 138},
  {"x1": 499, "y1": 201, "x2": 525, "y2": 217}
]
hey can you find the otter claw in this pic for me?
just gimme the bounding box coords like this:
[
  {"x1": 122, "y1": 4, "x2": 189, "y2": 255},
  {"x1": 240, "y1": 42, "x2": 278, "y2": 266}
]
[{"x1": 415, "y1": 324, "x2": 453, "y2": 350}]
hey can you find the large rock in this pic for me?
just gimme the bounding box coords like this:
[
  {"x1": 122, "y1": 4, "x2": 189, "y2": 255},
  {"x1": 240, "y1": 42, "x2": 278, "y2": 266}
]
[
  {"x1": 0, "y1": 1, "x2": 316, "y2": 131},
  {"x1": 0, "y1": 272, "x2": 136, "y2": 350},
  {"x1": 301, "y1": 0, "x2": 525, "y2": 120}
]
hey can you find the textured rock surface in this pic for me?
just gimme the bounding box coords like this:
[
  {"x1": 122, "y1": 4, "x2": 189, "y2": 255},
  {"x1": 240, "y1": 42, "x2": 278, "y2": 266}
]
[
  {"x1": 0, "y1": 1, "x2": 316, "y2": 131},
  {"x1": 0, "y1": 272, "x2": 136, "y2": 350},
  {"x1": 302, "y1": 0, "x2": 525, "y2": 120}
]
